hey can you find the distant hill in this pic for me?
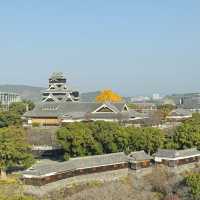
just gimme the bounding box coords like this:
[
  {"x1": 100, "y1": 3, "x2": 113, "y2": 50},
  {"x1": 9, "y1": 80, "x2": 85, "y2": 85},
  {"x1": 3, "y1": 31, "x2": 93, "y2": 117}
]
[
  {"x1": 0, "y1": 84, "x2": 100, "y2": 103},
  {"x1": 80, "y1": 91, "x2": 100, "y2": 102}
]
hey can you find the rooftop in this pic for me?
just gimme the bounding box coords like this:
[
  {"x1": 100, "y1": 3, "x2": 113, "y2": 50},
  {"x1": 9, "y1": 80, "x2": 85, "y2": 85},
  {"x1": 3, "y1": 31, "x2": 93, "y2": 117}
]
[
  {"x1": 24, "y1": 102, "x2": 129, "y2": 119},
  {"x1": 22, "y1": 152, "x2": 127, "y2": 177},
  {"x1": 154, "y1": 148, "x2": 200, "y2": 158},
  {"x1": 50, "y1": 72, "x2": 65, "y2": 80},
  {"x1": 169, "y1": 108, "x2": 193, "y2": 117},
  {"x1": 128, "y1": 150, "x2": 152, "y2": 162}
]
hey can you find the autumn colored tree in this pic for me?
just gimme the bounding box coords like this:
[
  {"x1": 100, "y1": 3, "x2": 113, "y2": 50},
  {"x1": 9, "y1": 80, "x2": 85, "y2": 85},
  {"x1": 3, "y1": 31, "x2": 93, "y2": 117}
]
[{"x1": 96, "y1": 89, "x2": 122, "y2": 103}]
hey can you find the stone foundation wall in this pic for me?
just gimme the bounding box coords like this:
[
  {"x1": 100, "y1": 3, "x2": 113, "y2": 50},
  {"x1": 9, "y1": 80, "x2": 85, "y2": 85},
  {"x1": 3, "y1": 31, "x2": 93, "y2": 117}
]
[
  {"x1": 24, "y1": 168, "x2": 129, "y2": 198},
  {"x1": 22, "y1": 163, "x2": 128, "y2": 186}
]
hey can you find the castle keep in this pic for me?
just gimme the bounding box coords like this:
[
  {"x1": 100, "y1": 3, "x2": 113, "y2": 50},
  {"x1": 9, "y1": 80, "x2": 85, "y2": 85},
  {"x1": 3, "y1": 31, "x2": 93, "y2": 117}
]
[{"x1": 42, "y1": 72, "x2": 79, "y2": 103}]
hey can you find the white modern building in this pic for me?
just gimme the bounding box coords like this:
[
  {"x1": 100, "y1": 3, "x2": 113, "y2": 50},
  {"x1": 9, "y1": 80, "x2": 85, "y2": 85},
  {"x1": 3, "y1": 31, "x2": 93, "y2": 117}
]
[{"x1": 0, "y1": 92, "x2": 21, "y2": 107}]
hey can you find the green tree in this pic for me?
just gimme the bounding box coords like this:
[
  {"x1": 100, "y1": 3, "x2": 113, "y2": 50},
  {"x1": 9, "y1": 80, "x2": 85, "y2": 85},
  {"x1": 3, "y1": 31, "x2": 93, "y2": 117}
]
[
  {"x1": 173, "y1": 121, "x2": 200, "y2": 149},
  {"x1": 9, "y1": 100, "x2": 35, "y2": 115},
  {"x1": 0, "y1": 127, "x2": 34, "y2": 178},
  {"x1": 0, "y1": 100, "x2": 35, "y2": 128},
  {"x1": 57, "y1": 121, "x2": 165, "y2": 159},
  {"x1": 9, "y1": 102, "x2": 26, "y2": 115},
  {"x1": 89, "y1": 121, "x2": 124, "y2": 153},
  {"x1": 142, "y1": 127, "x2": 166, "y2": 154},
  {"x1": 113, "y1": 127, "x2": 129, "y2": 152},
  {"x1": 127, "y1": 126, "x2": 165, "y2": 154},
  {"x1": 186, "y1": 173, "x2": 200, "y2": 200},
  {"x1": 0, "y1": 111, "x2": 22, "y2": 128},
  {"x1": 22, "y1": 99, "x2": 35, "y2": 111},
  {"x1": 166, "y1": 113, "x2": 200, "y2": 149},
  {"x1": 126, "y1": 126, "x2": 144, "y2": 152},
  {"x1": 184, "y1": 112, "x2": 200, "y2": 126},
  {"x1": 157, "y1": 104, "x2": 176, "y2": 120},
  {"x1": 57, "y1": 123, "x2": 102, "y2": 159}
]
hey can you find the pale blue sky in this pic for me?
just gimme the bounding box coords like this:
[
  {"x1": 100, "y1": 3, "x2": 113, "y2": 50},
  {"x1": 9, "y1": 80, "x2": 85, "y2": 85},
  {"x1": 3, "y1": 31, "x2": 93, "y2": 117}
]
[{"x1": 0, "y1": 0, "x2": 200, "y2": 96}]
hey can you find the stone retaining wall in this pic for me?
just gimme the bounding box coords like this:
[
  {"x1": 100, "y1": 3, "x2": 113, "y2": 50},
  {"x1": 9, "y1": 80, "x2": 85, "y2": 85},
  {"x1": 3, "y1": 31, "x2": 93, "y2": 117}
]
[{"x1": 24, "y1": 168, "x2": 128, "y2": 199}]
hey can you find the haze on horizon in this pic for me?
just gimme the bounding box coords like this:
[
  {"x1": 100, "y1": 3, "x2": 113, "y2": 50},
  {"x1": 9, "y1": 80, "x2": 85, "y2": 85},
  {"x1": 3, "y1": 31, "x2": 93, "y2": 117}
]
[{"x1": 0, "y1": 0, "x2": 200, "y2": 96}]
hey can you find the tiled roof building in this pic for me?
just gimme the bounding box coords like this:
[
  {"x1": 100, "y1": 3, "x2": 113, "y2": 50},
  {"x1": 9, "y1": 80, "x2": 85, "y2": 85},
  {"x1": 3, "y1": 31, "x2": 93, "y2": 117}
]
[
  {"x1": 128, "y1": 151, "x2": 152, "y2": 170},
  {"x1": 166, "y1": 108, "x2": 193, "y2": 121},
  {"x1": 154, "y1": 148, "x2": 200, "y2": 167},
  {"x1": 42, "y1": 72, "x2": 79, "y2": 103},
  {"x1": 24, "y1": 101, "x2": 148, "y2": 126},
  {"x1": 21, "y1": 152, "x2": 128, "y2": 185}
]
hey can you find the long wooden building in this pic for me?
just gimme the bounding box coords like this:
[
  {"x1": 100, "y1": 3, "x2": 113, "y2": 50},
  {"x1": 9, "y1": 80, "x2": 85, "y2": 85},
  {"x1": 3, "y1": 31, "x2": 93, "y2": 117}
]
[
  {"x1": 21, "y1": 148, "x2": 200, "y2": 186},
  {"x1": 154, "y1": 148, "x2": 200, "y2": 167},
  {"x1": 21, "y1": 152, "x2": 128, "y2": 186},
  {"x1": 24, "y1": 101, "x2": 148, "y2": 126}
]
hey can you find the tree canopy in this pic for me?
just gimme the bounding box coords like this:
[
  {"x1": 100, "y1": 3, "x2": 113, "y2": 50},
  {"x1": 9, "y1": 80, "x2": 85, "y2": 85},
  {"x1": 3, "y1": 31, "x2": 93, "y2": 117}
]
[
  {"x1": 9, "y1": 100, "x2": 35, "y2": 115},
  {"x1": 0, "y1": 100, "x2": 35, "y2": 128},
  {"x1": 157, "y1": 104, "x2": 176, "y2": 120},
  {"x1": 186, "y1": 173, "x2": 200, "y2": 200},
  {"x1": 172, "y1": 113, "x2": 200, "y2": 149},
  {"x1": 0, "y1": 111, "x2": 22, "y2": 128},
  {"x1": 56, "y1": 121, "x2": 165, "y2": 159},
  {"x1": 0, "y1": 127, "x2": 34, "y2": 177},
  {"x1": 96, "y1": 90, "x2": 122, "y2": 103}
]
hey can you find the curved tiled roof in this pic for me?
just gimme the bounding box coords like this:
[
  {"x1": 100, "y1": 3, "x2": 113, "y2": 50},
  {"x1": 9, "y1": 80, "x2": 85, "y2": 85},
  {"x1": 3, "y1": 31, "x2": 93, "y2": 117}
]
[
  {"x1": 24, "y1": 102, "x2": 148, "y2": 122},
  {"x1": 128, "y1": 151, "x2": 152, "y2": 162},
  {"x1": 154, "y1": 148, "x2": 200, "y2": 158},
  {"x1": 22, "y1": 152, "x2": 127, "y2": 177},
  {"x1": 24, "y1": 102, "x2": 126, "y2": 118},
  {"x1": 169, "y1": 108, "x2": 193, "y2": 117}
]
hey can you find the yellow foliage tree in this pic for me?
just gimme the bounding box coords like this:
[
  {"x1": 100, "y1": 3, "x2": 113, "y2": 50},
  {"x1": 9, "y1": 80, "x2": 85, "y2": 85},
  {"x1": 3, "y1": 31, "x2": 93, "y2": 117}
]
[{"x1": 96, "y1": 89, "x2": 122, "y2": 103}]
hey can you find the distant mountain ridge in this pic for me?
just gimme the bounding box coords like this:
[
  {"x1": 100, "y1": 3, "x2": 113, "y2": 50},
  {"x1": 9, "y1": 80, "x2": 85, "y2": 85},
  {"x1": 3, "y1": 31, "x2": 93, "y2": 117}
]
[
  {"x1": 0, "y1": 84, "x2": 100, "y2": 103},
  {"x1": 80, "y1": 91, "x2": 100, "y2": 102}
]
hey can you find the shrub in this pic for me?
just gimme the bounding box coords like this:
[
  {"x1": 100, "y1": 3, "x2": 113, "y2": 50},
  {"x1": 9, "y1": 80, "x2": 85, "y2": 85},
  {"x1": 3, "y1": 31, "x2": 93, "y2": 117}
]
[
  {"x1": 186, "y1": 173, "x2": 200, "y2": 200},
  {"x1": 146, "y1": 165, "x2": 177, "y2": 195},
  {"x1": 32, "y1": 122, "x2": 40, "y2": 127}
]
